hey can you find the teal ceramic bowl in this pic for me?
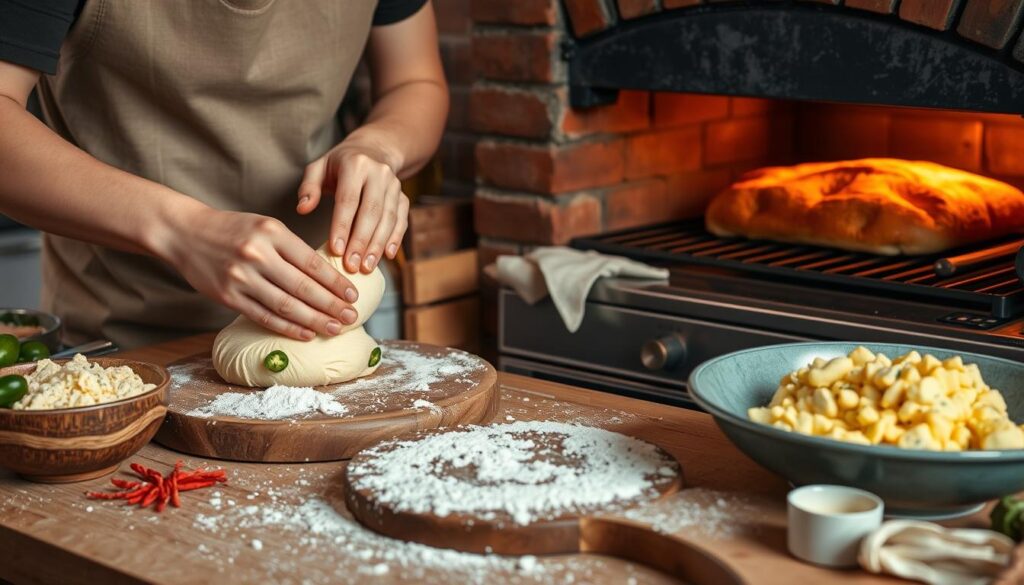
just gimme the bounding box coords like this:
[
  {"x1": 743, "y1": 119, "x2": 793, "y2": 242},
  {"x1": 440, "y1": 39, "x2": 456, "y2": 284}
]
[{"x1": 688, "y1": 342, "x2": 1024, "y2": 518}]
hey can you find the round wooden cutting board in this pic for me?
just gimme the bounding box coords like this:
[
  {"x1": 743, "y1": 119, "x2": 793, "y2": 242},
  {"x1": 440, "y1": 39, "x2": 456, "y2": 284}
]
[
  {"x1": 342, "y1": 422, "x2": 744, "y2": 584},
  {"x1": 154, "y1": 341, "x2": 498, "y2": 462}
]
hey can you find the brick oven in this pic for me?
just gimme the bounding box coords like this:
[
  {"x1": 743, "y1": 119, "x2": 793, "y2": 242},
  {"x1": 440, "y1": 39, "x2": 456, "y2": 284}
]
[{"x1": 455, "y1": 0, "x2": 1024, "y2": 405}]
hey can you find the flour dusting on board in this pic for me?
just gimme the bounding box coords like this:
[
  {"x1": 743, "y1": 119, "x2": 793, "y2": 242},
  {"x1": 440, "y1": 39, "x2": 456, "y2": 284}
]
[
  {"x1": 169, "y1": 343, "x2": 488, "y2": 421},
  {"x1": 348, "y1": 421, "x2": 679, "y2": 525},
  {"x1": 332, "y1": 346, "x2": 484, "y2": 395},
  {"x1": 188, "y1": 385, "x2": 348, "y2": 420}
]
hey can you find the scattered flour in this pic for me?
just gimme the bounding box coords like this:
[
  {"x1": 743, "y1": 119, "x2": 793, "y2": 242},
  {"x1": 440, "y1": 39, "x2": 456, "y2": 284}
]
[
  {"x1": 348, "y1": 421, "x2": 678, "y2": 526},
  {"x1": 334, "y1": 346, "x2": 484, "y2": 395},
  {"x1": 192, "y1": 493, "x2": 648, "y2": 584},
  {"x1": 170, "y1": 344, "x2": 487, "y2": 420},
  {"x1": 622, "y1": 488, "x2": 761, "y2": 540},
  {"x1": 188, "y1": 385, "x2": 348, "y2": 420}
]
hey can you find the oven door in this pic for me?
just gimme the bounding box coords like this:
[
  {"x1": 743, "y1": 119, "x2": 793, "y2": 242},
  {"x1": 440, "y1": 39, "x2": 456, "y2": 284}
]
[{"x1": 499, "y1": 289, "x2": 813, "y2": 407}]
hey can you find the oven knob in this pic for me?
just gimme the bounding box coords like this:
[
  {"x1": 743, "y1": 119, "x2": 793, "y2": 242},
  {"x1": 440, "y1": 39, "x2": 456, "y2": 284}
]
[{"x1": 641, "y1": 335, "x2": 686, "y2": 371}]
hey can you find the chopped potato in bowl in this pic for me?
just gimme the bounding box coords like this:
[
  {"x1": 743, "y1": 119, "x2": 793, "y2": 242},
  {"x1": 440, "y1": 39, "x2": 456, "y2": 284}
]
[{"x1": 747, "y1": 346, "x2": 1024, "y2": 451}]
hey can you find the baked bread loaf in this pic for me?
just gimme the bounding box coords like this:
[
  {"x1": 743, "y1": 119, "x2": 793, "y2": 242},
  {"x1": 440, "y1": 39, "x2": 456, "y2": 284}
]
[{"x1": 705, "y1": 158, "x2": 1024, "y2": 255}]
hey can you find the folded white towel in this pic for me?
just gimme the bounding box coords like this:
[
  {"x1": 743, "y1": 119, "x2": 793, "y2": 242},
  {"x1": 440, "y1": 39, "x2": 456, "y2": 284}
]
[
  {"x1": 859, "y1": 520, "x2": 1014, "y2": 585},
  {"x1": 491, "y1": 247, "x2": 669, "y2": 332}
]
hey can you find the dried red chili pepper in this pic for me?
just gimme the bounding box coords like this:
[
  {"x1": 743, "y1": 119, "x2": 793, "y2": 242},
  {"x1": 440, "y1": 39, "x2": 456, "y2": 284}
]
[{"x1": 86, "y1": 460, "x2": 227, "y2": 512}]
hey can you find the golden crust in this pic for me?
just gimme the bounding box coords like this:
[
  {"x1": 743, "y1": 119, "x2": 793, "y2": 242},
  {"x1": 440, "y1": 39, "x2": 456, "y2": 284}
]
[{"x1": 705, "y1": 158, "x2": 1024, "y2": 255}]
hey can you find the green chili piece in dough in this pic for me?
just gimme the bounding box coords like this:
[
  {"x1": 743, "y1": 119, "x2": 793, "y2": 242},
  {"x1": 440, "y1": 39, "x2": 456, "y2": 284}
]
[
  {"x1": 368, "y1": 346, "x2": 382, "y2": 368},
  {"x1": 263, "y1": 350, "x2": 289, "y2": 373},
  {"x1": 0, "y1": 374, "x2": 28, "y2": 408}
]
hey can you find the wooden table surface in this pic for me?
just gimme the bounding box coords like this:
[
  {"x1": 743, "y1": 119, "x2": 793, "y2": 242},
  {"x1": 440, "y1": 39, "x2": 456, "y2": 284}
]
[{"x1": 0, "y1": 334, "x2": 987, "y2": 585}]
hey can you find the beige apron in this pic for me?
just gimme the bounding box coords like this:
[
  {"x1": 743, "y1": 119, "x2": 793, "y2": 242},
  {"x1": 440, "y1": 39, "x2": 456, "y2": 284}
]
[{"x1": 36, "y1": 0, "x2": 377, "y2": 348}]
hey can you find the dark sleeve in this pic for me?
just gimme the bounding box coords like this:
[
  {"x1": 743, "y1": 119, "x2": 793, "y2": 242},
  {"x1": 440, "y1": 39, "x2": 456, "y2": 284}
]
[
  {"x1": 0, "y1": 0, "x2": 81, "y2": 75},
  {"x1": 372, "y1": 0, "x2": 428, "y2": 26}
]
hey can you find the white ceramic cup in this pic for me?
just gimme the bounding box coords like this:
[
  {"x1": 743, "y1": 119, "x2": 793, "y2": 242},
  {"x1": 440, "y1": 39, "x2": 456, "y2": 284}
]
[{"x1": 787, "y1": 484, "x2": 884, "y2": 568}]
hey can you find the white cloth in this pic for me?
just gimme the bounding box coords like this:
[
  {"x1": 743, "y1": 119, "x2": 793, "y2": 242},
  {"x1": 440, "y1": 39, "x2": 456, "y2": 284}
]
[
  {"x1": 491, "y1": 247, "x2": 669, "y2": 333},
  {"x1": 859, "y1": 520, "x2": 1015, "y2": 585}
]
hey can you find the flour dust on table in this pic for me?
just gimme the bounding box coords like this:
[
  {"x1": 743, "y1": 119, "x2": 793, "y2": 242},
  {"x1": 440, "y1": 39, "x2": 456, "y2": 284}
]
[{"x1": 185, "y1": 465, "x2": 671, "y2": 585}]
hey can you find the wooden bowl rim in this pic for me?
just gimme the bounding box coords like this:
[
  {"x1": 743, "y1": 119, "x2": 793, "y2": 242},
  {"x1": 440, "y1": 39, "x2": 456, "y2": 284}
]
[{"x1": 0, "y1": 357, "x2": 169, "y2": 416}]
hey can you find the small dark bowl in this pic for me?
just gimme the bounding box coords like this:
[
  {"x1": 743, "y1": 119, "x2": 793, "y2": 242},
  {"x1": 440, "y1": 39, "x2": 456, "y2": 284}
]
[
  {"x1": 0, "y1": 308, "x2": 61, "y2": 352},
  {"x1": 0, "y1": 358, "x2": 169, "y2": 483},
  {"x1": 689, "y1": 342, "x2": 1024, "y2": 518}
]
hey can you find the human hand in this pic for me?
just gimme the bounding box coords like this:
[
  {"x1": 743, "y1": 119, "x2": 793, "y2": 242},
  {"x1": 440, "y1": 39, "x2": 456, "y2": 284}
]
[
  {"x1": 163, "y1": 208, "x2": 359, "y2": 340},
  {"x1": 296, "y1": 142, "x2": 410, "y2": 274}
]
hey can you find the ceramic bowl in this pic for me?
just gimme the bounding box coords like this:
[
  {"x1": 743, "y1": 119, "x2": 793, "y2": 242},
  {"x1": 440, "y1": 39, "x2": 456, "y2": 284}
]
[
  {"x1": 689, "y1": 342, "x2": 1024, "y2": 518},
  {"x1": 0, "y1": 307, "x2": 61, "y2": 352},
  {"x1": 0, "y1": 358, "x2": 169, "y2": 483}
]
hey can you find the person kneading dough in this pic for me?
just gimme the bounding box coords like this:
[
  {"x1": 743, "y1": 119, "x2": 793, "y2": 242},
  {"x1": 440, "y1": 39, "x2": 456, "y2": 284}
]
[{"x1": 213, "y1": 244, "x2": 385, "y2": 388}]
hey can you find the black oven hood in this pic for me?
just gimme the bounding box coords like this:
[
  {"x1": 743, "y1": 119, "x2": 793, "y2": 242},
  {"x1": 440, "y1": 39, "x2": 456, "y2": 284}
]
[{"x1": 564, "y1": 2, "x2": 1024, "y2": 113}]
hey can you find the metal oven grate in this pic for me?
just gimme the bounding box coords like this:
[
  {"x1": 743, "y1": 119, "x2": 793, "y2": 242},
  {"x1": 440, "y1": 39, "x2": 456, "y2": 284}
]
[{"x1": 572, "y1": 220, "x2": 1024, "y2": 319}]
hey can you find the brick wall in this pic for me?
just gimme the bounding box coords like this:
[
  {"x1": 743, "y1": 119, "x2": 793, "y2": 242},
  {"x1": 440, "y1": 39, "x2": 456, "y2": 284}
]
[
  {"x1": 450, "y1": 0, "x2": 1024, "y2": 337},
  {"x1": 435, "y1": 0, "x2": 479, "y2": 198},
  {"x1": 795, "y1": 103, "x2": 1024, "y2": 192},
  {"x1": 468, "y1": 1, "x2": 794, "y2": 256}
]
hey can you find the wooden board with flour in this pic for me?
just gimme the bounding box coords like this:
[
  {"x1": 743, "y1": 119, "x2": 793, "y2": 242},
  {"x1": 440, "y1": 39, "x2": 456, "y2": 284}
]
[
  {"x1": 156, "y1": 243, "x2": 499, "y2": 462},
  {"x1": 155, "y1": 340, "x2": 499, "y2": 462}
]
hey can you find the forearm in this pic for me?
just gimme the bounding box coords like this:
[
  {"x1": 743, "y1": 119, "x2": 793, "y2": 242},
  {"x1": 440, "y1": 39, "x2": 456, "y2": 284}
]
[
  {"x1": 343, "y1": 78, "x2": 449, "y2": 180},
  {"x1": 0, "y1": 96, "x2": 206, "y2": 258}
]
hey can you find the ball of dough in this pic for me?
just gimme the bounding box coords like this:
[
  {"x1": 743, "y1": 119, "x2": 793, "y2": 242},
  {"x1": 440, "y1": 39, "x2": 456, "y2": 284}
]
[{"x1": 212, "y1": 244, "x2": 386, "y2": 387}]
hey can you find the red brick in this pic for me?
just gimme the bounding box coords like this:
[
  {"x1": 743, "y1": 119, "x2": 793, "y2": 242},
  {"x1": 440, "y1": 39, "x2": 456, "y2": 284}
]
[
  {"x1": 564, "y1": 0, "x2": 613, "y2": 37},
  {"x1": 474, "y1": 191, "x2": 602, "y2": 244},
  {"x1": 625, "y1": 126, "x2": 702, "y2": 179},
  {"x1": 435, "y1": 0, "x2": 471, "y2": 34},
  {"x1": 447, "y1": 86, "x2": 470, "y2": 132},
  {"x1": 957, "y1": 0, "x2": 1024, "y2": 49},
  {"x1": 665, "y1": 169, "x2": 734, "y2": 215},
  {"x1": 705, "y1": 117, "x2": 776, "y2": 166},
  {"x1": 561, "y1": 90, "x2": 650, "y2": 138},
  {"x1": 731, "y1": 97, "x2": 783, "y2": 117},
  {"x1": 471, "y1": 0, "x2": 557, "y2": 25},
  {"x1": 985, "y1": 124, "x2": 1024, "y2": 175},
  {"x1": 470, "y1": 86, "x2": 554, "y2": 139},
  {"x1": 846, "y1": 0, "x2": 897, "y2": 13},
  {"x1": 664, "y1": 0, "x2": 701, "y2": 8},
  {"x1": 795, "y1": 106, "x2": 891, "y2": 161},
  {"x1": 898, "y1": 0, "x2": 959, "y2": 29},
  {"x1": 602, "y1": 179, "x2": 660, "y2": 230},
  {"x1": 472, "y1": 32, "x2": 560, "y2": 82},
  {"x1": 440, "y1": 37, "x2": 473, "y2": 85},
  {"x1": 652, "y1": 93, "x2": 729, "y2": 127},
  {"x1": 439, "y1": 133, "x2": 477, "y2": 184},
  {"x1": 477, "y1": 238, "x2": 522, "y2": 270},
  {"x1": 476, "y1": 140, "x2": 625, "y2": 193},
  {"x1": 889, "y1": 116, "x2": 983, "y2": 171},
  {"x1": 618, "y1": 0, "x2": 658, "y2": 19}
]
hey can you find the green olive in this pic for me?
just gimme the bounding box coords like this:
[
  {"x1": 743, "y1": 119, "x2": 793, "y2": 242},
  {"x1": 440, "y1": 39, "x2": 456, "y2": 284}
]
[
  {"x1": 0, "y1": 374, "x2": 28, "y2": 408},
  {"x1": 368, "y1": 346, "x2": 382, "y2": 368},
  {"x1": 263, "y1": 350, "x2": 289, "y2": 373},
  {"x1": 0, "y1": 334, "x2": 18, "y2": 368},
  {"x1": 18, "y1": 340, "x2": 50, "y2": 363}
]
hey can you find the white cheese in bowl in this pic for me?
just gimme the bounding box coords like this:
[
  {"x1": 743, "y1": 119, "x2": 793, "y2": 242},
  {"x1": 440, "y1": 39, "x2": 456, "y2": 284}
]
[{"x1": 12, "y1": 354, "x2": 155, "y2": 410}]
